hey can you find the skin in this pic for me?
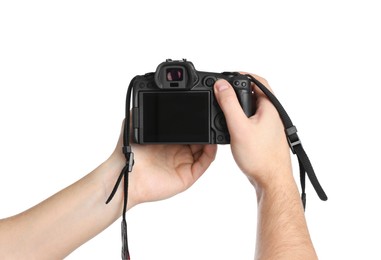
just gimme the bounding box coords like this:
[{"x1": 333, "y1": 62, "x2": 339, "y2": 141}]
[
  {"x1": 0, "y1": 74, "x2": 317, "y2": 260},
  {"x1": 214, "y1": 75, "x2": 318, "y2": 260},
  {"x1": 0, "y1": 128, "x2": 217, "y2": 259}
]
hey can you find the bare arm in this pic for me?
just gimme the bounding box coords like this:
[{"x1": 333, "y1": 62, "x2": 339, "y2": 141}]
[
  {"x1": 0, "y1": 124, "x2": 217, "y2": 259},
  {"x1": 0, "y1": 156, "x2": 126, "y2": 259},
  {"x1": 255, "y1": 171, "x2": 316, "y2": 259},
  {"x1": 214, "y1": 75, "x2": 317, "y2": 260}
]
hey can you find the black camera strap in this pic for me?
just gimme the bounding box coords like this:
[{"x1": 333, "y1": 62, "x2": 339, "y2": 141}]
[{"x1": 105, "y1": 74, "x2": 328, "y2": 260}]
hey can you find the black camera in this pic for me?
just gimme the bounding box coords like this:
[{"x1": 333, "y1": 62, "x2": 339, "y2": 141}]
[{"x1": 131, "y1": 59, "x2": 254, "y2": 144}]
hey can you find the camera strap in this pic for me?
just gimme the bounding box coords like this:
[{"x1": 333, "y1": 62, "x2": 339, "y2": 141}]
[
  {"x1": 245, "y1": 74, "x2": 328, "y2": 208},
  {"x1": 105, "y1": 74, "x2": 328, "y2": 260},
  {"x1": 105, "y1": 76, "x2": 137, "y2": 260}
]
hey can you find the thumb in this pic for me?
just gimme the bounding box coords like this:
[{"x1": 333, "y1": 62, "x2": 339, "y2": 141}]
[{"x1": 214, "y1": 79, "x2": 248, "y2": 134}]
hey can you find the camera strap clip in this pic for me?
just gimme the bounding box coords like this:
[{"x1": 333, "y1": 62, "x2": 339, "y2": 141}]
[
  {"x1": 286, "y1": 125, "x2": 302, "y2": 154},
  {"x1": 123, "y1": 146, "x2": 135, "y2": 172}
]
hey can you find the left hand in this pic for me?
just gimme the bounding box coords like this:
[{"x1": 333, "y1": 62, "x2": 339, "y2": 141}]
[
  {"x1": 107, "y1": 121, "x2": 217, "y2": 209},
  {"x1": 130, "y1": 143, "x2": 217, "y2": 206}
]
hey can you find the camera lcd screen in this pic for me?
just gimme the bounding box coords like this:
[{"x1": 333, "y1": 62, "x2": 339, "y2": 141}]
[{"x1": 142, "y1": 92, "x2": 210, "y2": 143}]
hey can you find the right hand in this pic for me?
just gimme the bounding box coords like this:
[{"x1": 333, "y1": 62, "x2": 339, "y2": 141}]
[{"x1": 213, "y1": 74, "x2": 293, "y2": 189}]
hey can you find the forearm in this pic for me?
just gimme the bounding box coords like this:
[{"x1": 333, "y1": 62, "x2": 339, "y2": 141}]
[
  {"x1": 254, "y1": 170, "x2": 318, "y2": 260},
  {"x1": 0, "y1": 155, "x2": 130, "y2": 259}
]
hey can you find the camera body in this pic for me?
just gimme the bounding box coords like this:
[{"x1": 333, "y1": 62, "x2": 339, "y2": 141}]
[{"x1": 132, "y1": 59, "x2": 253, "y2": 144}]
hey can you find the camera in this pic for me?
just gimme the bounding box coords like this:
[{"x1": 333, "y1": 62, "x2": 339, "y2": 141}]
[{"x1": 131, "y1": 59, "x2": 254, "y2": 144}]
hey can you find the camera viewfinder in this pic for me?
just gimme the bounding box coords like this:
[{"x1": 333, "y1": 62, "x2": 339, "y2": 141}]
[{"x1": 166, "y1": 68, "x2": 183, "y2": 81}]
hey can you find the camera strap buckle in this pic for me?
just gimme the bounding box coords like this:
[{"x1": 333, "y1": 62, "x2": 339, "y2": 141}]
[
  {"x1": 286, "y1": 126, "x2": 302, "y2": 154},
  {"x1": 122, "y1": 146, "x2": 135, "y2": 172}
]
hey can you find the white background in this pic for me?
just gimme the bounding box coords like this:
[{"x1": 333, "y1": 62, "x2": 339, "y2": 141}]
[{"x1": 1, "y1": 1, "x2": 380, "y2": 259}]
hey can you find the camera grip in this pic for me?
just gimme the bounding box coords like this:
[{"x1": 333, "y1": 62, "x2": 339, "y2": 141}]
[
  {"x1": 228, "y1": 77, "x2": 253, "y2": 117},
  {"x1": 237, "y1": 89, "x2": 252, "y2": 117}
]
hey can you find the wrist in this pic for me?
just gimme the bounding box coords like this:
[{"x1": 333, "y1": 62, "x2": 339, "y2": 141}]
[
  {"x1": 253, "y1": 168, "x2": 316, "y2": 259},
  {"x1": 248, "y1": 166, "x2": 297, "y2": 200},
  {"x1": 100, "y1": 153, "x2": 139, "y2": 212}
]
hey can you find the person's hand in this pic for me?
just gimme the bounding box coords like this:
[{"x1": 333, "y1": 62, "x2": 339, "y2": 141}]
[
  {"x1": 213, "y1": 74, "x2": 293, "y2": 190},
  {"x1": 214, "y1": 75, "x2": 318, "y2": 260},
  {"x1": 106, "y1": 123, "x2": 217, "y2": 209}
]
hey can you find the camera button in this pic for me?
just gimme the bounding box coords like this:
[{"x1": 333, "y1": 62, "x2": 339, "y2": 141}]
[
  {"x1": 241, "y1": 81, "x2": 247, "y2": 87},
  {"x1": 204, "y1": 76, "x2": 216, "y2": 87},
  {"x1": 234, "y1": 80, "x2": 240, "y2": 86},
  {"x1": 217, "y1": 135, "x2": 224, "y2": 142},
  {"x1": 215, "y1": 113, "x2": 227, "y2": 131}
]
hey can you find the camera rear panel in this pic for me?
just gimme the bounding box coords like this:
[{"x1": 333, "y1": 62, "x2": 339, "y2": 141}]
[{"x1": 132, "y1": 70, "x2": 251, "y2": 144}]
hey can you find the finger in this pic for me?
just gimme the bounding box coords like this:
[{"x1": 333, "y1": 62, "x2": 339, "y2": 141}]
[
  {"x1": 189, "y1": 144, "x2": 204, "y2": 161},
  {"x1": 214, "y1": 79, "x2": 249, "y2": 136},
  {"x1": 190, "y1": 144, "x2": 217, "y2": 181}
]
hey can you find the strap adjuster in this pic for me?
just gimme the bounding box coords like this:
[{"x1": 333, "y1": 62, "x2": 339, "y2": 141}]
[
  {"x1": 286, "y1": 126, "x2": 301, "y2": 154},
  {"x1": 122, "y1": 146, "x2": 132, "y2": 155},
  {"x1": 123, "y1": 146, "x2": 135, "y2": 172},
  {"x1": 127, "y1": 152, "x2": 134, "y2": 172}
]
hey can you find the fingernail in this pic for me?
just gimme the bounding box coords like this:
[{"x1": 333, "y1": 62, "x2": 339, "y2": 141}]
[{"x1": 215, "y1": 80, "x2": 229, "y2": 92}]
